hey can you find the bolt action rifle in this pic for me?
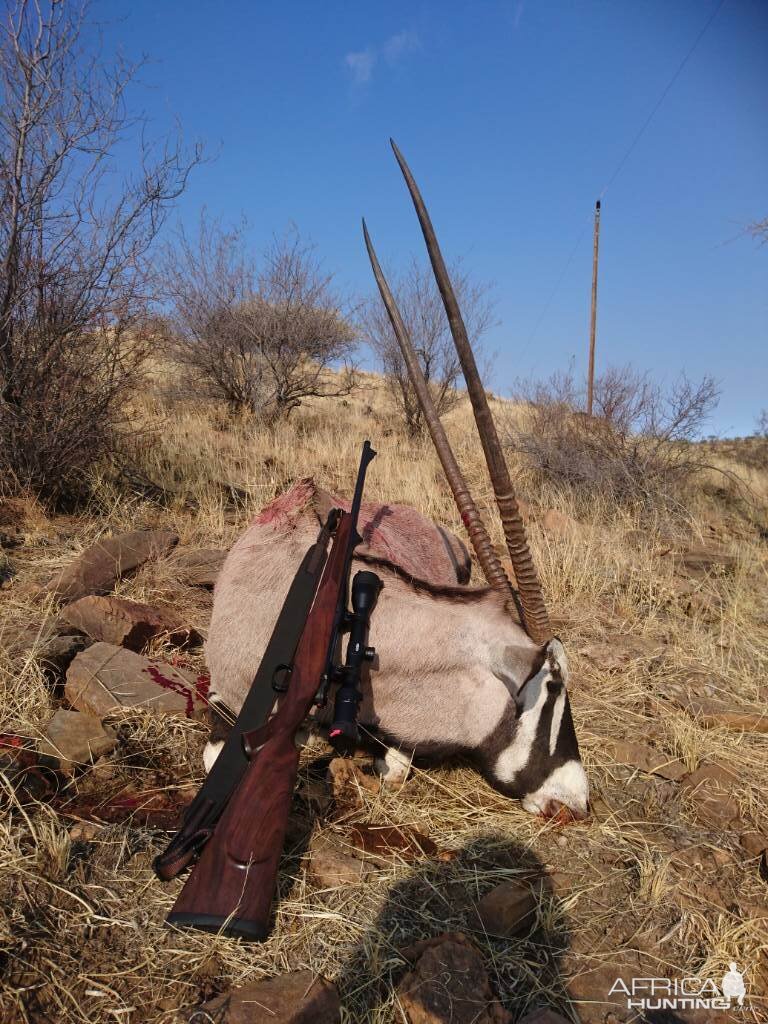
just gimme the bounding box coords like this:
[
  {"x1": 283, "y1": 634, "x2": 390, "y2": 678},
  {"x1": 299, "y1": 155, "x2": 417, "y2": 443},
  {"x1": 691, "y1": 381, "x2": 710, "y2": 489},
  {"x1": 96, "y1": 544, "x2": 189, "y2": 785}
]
[{"x1": 157, "y1": 440, "x2": 381, "y2": 940}]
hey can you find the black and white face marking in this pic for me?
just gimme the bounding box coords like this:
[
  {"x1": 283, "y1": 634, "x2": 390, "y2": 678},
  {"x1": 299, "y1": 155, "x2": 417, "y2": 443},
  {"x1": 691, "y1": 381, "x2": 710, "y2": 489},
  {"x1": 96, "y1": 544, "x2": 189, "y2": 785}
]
[{"x1": 492, "y1": 639, "x2": 589, "y2": 818}]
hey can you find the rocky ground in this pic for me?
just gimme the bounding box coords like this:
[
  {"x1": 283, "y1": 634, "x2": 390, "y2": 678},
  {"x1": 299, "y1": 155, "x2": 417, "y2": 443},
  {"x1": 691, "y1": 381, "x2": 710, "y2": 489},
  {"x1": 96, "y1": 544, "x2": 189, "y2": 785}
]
[{"x1": 0, "y1": 388, "x2": 767, "y2": 1023}]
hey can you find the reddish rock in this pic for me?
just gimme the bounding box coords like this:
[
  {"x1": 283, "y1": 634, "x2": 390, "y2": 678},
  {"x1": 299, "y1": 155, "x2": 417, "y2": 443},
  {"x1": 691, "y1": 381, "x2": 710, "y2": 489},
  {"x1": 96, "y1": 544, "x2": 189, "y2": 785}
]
[
  {"x1": 306, "y1": 833, "x2": 370, "y2": 888},
  {"x1": 327, "y1": 757, "x2": 379, "y2": 810},
  {"x1": 474, "y1": 880, "x2": 538, "y2": 937},
  {"x1": 741, "y1": 832, "x2": 768, "y2": 858},
  {"x1": 603, "y1": 740, "x2": 687, "y2": 781},
  {"x1": 346, "y1": 824, "x2": 441, "y2": 863},
  {"x1": 47, "y1": 529, "x2": 178, "y2": 603},
  {"x1": 680, "y1": 695, "x2": 768, "y2": 734},
  {"x1": 65, "y1": 642, "x2": 208, "y2": 719},
  {"x1": 397, "y1": 932, "x2": 511, "y2": 1024},
  {"x1": 61, "y1": 595, "x2": 198, "y2": 651},
  {"x1": 38, "y1": 709, "x2": 116, "y2": 776},
  {"x1": 165, "y1": 546, "x2": 227, "y2": 587},
  {"x1": 194, "y1": 971, "x2": 340, "y2": 1023}
]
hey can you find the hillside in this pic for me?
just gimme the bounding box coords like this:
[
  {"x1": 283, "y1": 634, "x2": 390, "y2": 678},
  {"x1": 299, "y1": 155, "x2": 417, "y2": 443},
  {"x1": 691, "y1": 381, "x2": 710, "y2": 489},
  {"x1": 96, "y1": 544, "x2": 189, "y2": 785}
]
[{"x1": 1, "y1": 374, "x2": 767, "y2": 1023}]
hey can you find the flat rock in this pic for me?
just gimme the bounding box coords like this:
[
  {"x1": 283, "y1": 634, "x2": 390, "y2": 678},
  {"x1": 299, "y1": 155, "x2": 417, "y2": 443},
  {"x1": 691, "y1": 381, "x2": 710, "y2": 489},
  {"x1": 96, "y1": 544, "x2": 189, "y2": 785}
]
[
  {"x1": 741, "y1": 831, "x2": 768, "y2": 858},
  {"x1": 165, "y1": 546, "x2": 227, "y2": 587},
  {"x1": 65, "y1": 642, "x2": 207, "y2": 719},
  {"x1": 327, "y1": 757, "x2": 380, "y2": 811},
  {"x1": 578, "y1": 634, "x2": 665, "y2": 672},
  {"x1": 474, "y1": 880, "x2": 538, "y2": 937},
  {"x1": 346, "y1": 824, "x2": 441, "y2": 863},
  {"x1": 678, "y1": 694, "x2": 768, "y2": 734},
  {"x1": 61, "y1": 595, "x2": 199, "y2": 652},
  {"x1": 47, "y1": 529, "x2": 178, "y2": 603},
  {"x1": 680, "y1": 763, "x2": 741, "y2": 829},
  {"x1": 38, "y1": 709, "x2": 116, "y2": 776},
  {"x1": 307, "y1": 833, "x2": 370, "y2": 888},
  {"x1": 604, "y1": 739, "x2": 687, "y2": 780},
  {"x1": 194, "y1": 971, "x2": 340, "y2": 1024},
  {"x1": 397, "y1": 932, "x2": 511, "y2": 1024}
]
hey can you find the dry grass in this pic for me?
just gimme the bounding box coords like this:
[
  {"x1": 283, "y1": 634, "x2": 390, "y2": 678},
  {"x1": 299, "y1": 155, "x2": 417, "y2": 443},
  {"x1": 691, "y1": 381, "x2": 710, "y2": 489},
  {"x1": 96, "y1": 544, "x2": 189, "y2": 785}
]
[{"x1": 1, "y1": 369, "x2": 767, "y2": 1022}]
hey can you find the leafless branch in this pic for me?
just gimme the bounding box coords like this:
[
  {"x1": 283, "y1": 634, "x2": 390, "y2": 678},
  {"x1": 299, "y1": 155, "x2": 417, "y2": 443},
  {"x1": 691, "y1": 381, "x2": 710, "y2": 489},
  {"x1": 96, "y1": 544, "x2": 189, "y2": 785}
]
[
  {"x1": 748, "y1": 216, "x2": 768, "y2": 245},
  {"x1": 162, "y1": 216, "x2": 358, "y2": 421},
  {"x1": 507, "y1": 364, "x2": 720, "y2": 509},
  {"x1": 0, "y1": 0, "x2": 201, "y2": 506},
  {"x1": 359, "y1": 256, "x2": 496, "y2": 435}
]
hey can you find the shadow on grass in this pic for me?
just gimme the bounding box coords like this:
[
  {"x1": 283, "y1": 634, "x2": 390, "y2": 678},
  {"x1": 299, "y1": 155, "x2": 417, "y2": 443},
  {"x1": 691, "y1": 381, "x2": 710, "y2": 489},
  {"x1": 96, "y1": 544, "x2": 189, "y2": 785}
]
[{"x1": 331, "y1": 831, "x2": 573, "y2": 1022}]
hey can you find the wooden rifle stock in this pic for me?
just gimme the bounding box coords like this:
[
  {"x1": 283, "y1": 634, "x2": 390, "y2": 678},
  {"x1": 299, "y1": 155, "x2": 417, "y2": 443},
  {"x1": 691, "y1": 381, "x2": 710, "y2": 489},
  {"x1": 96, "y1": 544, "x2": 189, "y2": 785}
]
[{"x1": 166, "y1": 512, "x2": 354, "y2": 940}]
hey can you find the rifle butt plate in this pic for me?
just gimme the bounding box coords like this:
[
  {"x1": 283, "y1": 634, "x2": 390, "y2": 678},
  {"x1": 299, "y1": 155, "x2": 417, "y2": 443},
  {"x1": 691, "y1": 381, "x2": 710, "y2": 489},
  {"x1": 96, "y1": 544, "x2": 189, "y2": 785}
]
[{"x1": 166, "y1": 911, "x2": 269, "y2": 942}]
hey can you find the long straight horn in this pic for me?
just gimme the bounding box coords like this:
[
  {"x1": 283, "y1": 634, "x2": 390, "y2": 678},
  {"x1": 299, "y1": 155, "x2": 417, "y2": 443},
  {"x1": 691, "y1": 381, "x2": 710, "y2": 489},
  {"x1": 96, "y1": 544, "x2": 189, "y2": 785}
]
[
  {"x1": 390, "y1": 139, "x2": 551, "y2": 645},
  {"x1": 362, "y1": 219, "x2": 521, "y2": 610}
]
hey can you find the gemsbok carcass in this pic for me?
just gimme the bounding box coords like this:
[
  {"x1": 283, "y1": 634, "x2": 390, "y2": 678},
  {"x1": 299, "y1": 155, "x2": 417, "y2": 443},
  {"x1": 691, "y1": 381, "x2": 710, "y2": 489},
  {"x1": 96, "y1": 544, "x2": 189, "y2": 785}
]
[{"x1": 205, "y1": 141, "x2": 589, "y2": 820}]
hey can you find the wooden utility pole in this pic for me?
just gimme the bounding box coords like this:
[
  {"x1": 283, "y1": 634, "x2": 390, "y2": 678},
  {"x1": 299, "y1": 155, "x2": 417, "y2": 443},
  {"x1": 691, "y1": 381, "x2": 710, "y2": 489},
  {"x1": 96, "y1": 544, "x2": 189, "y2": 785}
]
[{"x1": 586, "y1": 199, "x2": 601, "y2": 417}]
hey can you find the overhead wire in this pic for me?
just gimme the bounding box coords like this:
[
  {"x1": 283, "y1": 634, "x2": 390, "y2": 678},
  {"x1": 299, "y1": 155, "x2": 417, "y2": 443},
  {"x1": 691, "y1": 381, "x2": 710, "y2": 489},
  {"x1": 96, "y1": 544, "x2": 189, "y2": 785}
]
[{"x1": 524, "y1": 0, "x2": 728, "y2": 347}]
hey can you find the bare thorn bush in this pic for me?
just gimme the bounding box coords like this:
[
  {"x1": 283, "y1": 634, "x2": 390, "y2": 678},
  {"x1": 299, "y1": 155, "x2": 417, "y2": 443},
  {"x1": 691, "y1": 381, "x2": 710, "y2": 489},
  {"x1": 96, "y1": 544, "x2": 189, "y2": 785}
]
[
  {"x1": 0, "y1": 0, "x2": 201, "y2": 508},
  {"x1": 163, "y1": 216, "x2": 358, "y2": 422},
  {"x1": 507, "y1": 364, "x2": 720, "y2": 508},
  {"x1": 748, "y1": 215, "x2": 767, "y2": 245},
  {"x1": 361, "y1": 257, "x2": 496, "y2": 436}
]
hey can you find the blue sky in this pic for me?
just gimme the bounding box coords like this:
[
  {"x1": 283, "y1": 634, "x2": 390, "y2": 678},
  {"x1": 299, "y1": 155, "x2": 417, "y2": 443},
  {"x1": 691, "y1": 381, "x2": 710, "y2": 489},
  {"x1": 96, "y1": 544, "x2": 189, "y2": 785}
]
[{"x1": 101, "y1": 1, "x2": 766, "y2": 436}]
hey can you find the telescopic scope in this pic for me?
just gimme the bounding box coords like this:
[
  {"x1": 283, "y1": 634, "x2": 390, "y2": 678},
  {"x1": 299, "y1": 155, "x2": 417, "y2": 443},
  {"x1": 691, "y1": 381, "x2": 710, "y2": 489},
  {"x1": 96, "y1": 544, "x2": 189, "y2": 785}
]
[{"x1": 329, "y1": 570, "x2": 382, "y2": 755}]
